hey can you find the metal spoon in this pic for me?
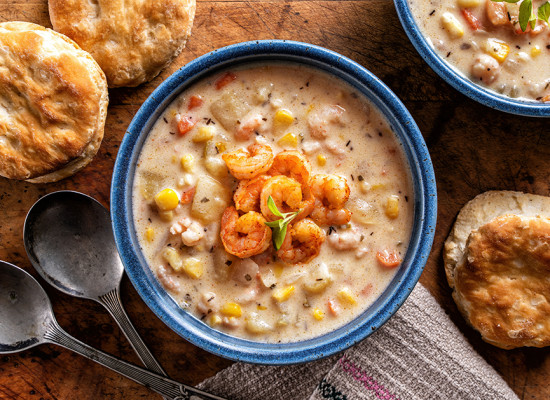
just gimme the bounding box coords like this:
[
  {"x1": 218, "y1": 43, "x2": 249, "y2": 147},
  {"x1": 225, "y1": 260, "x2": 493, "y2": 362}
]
[
  {"x1": 23, "y1": 190, "x2": 167, "y2": 373},
  {"x1": 0, "y1": 260, "x2": 225, "y2": 400}
]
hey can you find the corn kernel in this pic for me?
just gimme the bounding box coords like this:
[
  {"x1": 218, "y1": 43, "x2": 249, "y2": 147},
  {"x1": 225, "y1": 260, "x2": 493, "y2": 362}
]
[
  {"x1": 317, "y1": 154, "x2": 327, "y2": 166},
  {"x1": 278, "y1": 132, "x2": 298, "y2": 147},
  {"x1": 441, "y1": 12, "x2": 464, "y2": 39},
  {"x1": 457, "y1": 0, "x2": 480, "y2": 7},
  {"x1": 307, "y1": 104, "x2": 315, "y2": 114},
  {"x1": 221, "y1": 302, "x2": 242, "y2": 317},
  {"x1": 182, "y1": 257, "x2": 203, "y2": 279},
  {"x1": 272, "y1": 285, "x2": 295, "y2": 302},
  {"x1": 209, "y1": 314, "x2": 222, "y2": 326},
  {"x1": 370, "y1": 183, "x2": 385, "y2": 190},
  {"x1": 180, "y1": 154, "x2": 194, "y2": 172},
  {"x1": 312, "y1": 308, "x2": 325, "y2": 321},
  {"x1": 484, "y1": 38, "x2": 510, "y2": 63},
  {"x1": 162, "y1": 247, "x2": 183, "y2": 271},
  {"x1": 337, "y1": 287, "x2": 357, "y2": 305},
  {"x1": 192, "y1": 126, "x2": 215, "y2": 142},
  {"x1": 385, "y1": 195, "x2": 400, "y2": 219},
  {"x1": 274, "y1": 109, "x2": 294, "y2": 125},
  {"x1": 145, "y1": 228, "x2": 155, "y2": 242},
  {"x1": 158, "y1": 210, "x2": 174, "y2": 222},
  {"x1": 154, "y1": 188, "x2": 179, "y2": 211},
  {"x1": 531, "y1": 45, "x2": 542, "y2": 58},
  {"x1": 215, "y1": 141, "x2": 227, "y2": 153},
  {"x1": 257, "y1": 304, "x2": 267, "y2": 310}
]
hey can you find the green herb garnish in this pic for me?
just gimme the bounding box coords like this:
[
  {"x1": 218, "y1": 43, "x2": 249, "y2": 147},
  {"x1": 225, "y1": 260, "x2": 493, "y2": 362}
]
[
  {"x1": 538, "y1": 1, "x2": 550, "y2": 23},
  {"x1": 264, "y1": 196, "x2": 299, "y2": 250}
]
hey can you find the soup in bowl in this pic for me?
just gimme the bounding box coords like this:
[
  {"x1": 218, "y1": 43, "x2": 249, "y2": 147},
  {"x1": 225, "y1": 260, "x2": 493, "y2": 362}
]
[{"x1": 111, "y1": 40, "x2": 437, "y2": 363}]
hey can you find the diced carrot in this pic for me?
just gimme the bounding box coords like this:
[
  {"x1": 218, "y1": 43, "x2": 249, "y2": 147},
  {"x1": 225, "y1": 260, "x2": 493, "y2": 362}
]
[
  {"x1": 188, "y1": 95, "x2": 204, "y2": 110},
  {"x1": 327, "y1": 299, "x2": 340, "y2": 316},
  {"x1": 177, "y1": 116, "x2": 196, "y2": 136},
  {"x1": 376, "y1": 250, "x2": 402, "y2": 268},
  {"x1": 461, "y1": 9, "x2": 482, "y2": 31},
  {"x1": 215, "y1": 72, "x2": 237, "y2": 90},
  {"x1": 181, "y1": 186, "x2": 196, "y2": 204}
]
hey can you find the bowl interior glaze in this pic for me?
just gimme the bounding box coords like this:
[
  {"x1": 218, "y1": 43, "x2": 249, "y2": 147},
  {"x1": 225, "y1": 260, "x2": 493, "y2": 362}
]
[{"x1": 111, "y1": 40, "x2": 437, "y2": 364}]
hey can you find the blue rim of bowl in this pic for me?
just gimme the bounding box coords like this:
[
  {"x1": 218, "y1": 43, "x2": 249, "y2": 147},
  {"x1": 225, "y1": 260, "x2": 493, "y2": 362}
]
[
  {"x1": 111, "y1": 40, "x2": 437, "y2": 364},
  {"x1": 394, "y1": 0, "x2": 550, "y2": 117}
]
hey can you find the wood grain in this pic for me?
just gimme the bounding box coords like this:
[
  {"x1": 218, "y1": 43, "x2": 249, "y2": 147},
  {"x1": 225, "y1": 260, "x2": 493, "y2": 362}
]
[{"x1": 0, "y1": 0, "x2": 549, "y2": 399}]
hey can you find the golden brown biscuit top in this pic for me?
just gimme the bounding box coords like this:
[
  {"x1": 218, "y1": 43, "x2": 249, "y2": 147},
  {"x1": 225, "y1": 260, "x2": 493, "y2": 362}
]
[
  {"x1": 49, "y1": 0, "x2": 196, "y2": 87},
  {"x1": 0, "y1": 22, "x2": 107, "y2": 181},
  {"x1": 454, "y1": 214, "x2": 550, "y2": 349}
]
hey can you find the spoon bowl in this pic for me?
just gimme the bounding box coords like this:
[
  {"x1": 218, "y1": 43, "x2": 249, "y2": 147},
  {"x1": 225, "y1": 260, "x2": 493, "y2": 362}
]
[
  {"x1": 0, "y1": 260, "x2": 49, "y2": 353},
  {"x1": 24, "y1": 191, "x2": 123, "y2": 299}
]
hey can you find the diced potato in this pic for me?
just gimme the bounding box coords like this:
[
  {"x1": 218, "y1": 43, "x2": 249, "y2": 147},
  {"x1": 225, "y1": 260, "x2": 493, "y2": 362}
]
[
  {"x1": 312, "y1": 308, "x2": 325, "y2": 321},
  {"x1": 138, "y1": 170, "x2": 164, "y2": 200},
  {"x1": 182, "y1": 257, "x2": 203, "y2": 279},
  {"x1": 272, "y1": 285, "x2": 295, "y2": 302},
  {"x1": 220, "y1": 302, "x2": 242, "y2": 317},
  {"x1": 484, "y1": 38, "x2": 510, "y2": 63},
  {"x1": 303, "y1": 263, "x2": 332, "y2": 294},
  {"x1": 154, "y1": 188, "x2": 179, "y2": 211},
  {"x1": 337, "y1": 287, "x2": 357, "y2": 305},
  {"x1": 274, "y1": 109, "x2": 294, "y2": 125},
  {"x1": 158, "y1": 210, "x2": 174, "y2": 222},
  {"x1": 216, "y1": 141, "x2": 227, "y2": 153},
  {"x1": 162, "y1": 247, "x2": 183, "y2": 271},
  {"x1": 385, "y1": 195, "x2": 400, "y2": 219},
  {"x1": 191, "y1": 175, "x2": 231, "y2": 223},
  {"x1": 204, "y1": 156, "x2": 228, "y2": 178},
  {"x1": 193, "y1": 126, "x2": 216, "y2": 143},
  {"x1": 317, "y1": 154, "x2": 327, "y2": 166},
  {"x1": 180, "y1": 154, "x2": 195, "y2": 172},
  {"x1": 441, "y1": 12, "x2": 464, "y2": 39},
  {"x1": 348, "y1": 197, "x2": 379, "y2": 225},
  {"x1": 145, "y1": 228, "x2": 154, "y2": 242},
  {"x1": 457, "y1": 0, "x2": 481, "y2": 7},
  {"x1": 246, "y1": 312, "x2": 273, "y2": 334},
  {"x1": 210, "y1": 91, "x2": 251, "y2": 131},
  {"x1": 359, "y1": 180, "x2": 370, "y2": 194},
  {"x1": 278, "y1": 132, "x2": 298, "y2": 147}
]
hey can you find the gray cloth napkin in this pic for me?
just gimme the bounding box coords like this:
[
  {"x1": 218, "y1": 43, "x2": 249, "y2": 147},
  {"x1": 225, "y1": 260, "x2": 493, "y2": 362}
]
[{"x1": 198, "y1": 284, "x2": 518, "y2": 400}]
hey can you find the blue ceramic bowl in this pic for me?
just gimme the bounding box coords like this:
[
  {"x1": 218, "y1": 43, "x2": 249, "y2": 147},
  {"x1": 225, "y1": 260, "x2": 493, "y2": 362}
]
[
  {"x1": 111, "y1": 40, "x2": 437, "y2": 364},
  {"x1": 394, "y1": 0, "x2": 550, "y2": 117}
]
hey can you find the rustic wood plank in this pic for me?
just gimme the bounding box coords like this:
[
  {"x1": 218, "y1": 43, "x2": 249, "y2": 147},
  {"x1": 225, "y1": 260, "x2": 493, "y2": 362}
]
[{"x1": 0, "y1": 0, "x2": 549, "y2": 399}]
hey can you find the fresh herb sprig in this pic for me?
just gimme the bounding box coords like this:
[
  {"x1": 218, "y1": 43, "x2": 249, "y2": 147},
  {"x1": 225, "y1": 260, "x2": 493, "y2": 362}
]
[
  {"x1": 492, "y1": 0, "x2": 550, "y2": 31},
  {"x1": 264, "y1": 196, "x2": 300, "y2": 250}
]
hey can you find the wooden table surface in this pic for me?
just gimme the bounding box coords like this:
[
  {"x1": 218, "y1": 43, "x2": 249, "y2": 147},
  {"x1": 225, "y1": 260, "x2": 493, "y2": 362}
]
[{"x1": 1, "y1": 0, "x2": 549, "y2": 399}]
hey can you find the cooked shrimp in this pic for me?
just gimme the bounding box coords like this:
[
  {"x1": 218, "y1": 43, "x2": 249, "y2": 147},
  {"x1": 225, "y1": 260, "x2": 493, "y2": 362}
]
[
  {"x1": 277, "y1": 219, "x2": 325, "y2": 264},
  {"x1": 234, "y1": 175, "x2": 270, "y2": 213},
  {"x1": 235, "y1": 112, "x2": 265, "y2": 140},
  {"x1": 220, "y1": 207, "x2": 272, "y2": 258},
  {"x1": 471, "y1": 55, "x2": 500, "y2": 84},
  {"x1": 310, "y1": 174, "x2": 351, "y2": 225},
  {"x1": 308, "y1": 105, "x2": 346, "y2": 139},
  {"x1": 486, "y1": 0, "x2": 509, "y2": 26},
  {"x1": 260, "y1": 176, "x2": 314, "y2": 222},
  {"x1": 268, "y1": 150, "x2": 312, "y2": 185},
  {"x1": 222, "y1": 144, "x2": 274, "y2": 180}
]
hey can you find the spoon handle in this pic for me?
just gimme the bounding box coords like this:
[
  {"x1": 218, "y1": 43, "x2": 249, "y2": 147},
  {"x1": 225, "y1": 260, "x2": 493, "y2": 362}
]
[
  {"x1": 98, "y1": 287, "x2": 167, "y2": 376},
  {"x1": 43, "y1": 319, "x2": 226, "y2": 400}
]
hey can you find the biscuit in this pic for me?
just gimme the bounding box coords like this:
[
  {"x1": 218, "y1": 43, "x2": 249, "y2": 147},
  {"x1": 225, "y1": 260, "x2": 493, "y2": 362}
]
[
  {"x1": 0, "y1": 21, "x2": 108, "y2": 183},
  {"x1": 48, "y1": 0, "x2": 196, "y2": 88},
  {"x1": 444, "y1": 191, "x2": 550, "y2": 349}
]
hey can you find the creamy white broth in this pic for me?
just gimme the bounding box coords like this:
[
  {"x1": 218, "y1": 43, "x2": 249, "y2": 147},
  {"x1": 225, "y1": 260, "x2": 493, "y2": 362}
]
[
  {"x1": 132, "y1": 63, "x2": 414, "y2": 342},
  {"x1": 409, "y1": 0, "x2": 550, "y2": 101}
]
